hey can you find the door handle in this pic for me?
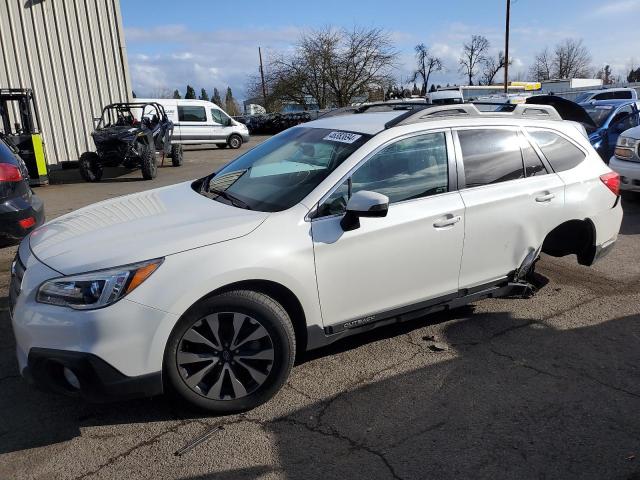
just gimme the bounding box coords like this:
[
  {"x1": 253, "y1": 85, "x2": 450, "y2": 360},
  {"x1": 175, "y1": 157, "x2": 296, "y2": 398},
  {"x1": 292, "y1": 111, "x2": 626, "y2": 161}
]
[
  {"x1": 433, "y1": 215, "x2": 462, "y2": 228},
  {"x1": 535, "y1": 193, "x2": 555, "y2": 202}
]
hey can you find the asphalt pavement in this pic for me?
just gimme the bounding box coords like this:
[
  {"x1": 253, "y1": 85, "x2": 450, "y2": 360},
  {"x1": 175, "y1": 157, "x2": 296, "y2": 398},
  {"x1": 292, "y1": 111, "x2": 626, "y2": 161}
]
[{"x1": 1, "y1": 139, "x2": 639, "y2": 479}]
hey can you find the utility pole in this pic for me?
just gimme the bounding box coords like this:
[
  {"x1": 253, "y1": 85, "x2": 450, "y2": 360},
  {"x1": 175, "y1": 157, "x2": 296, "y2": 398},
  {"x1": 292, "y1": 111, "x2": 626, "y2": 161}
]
[
  {"x1": 504, "y1": 0, "x2": 511, "y2": 93},
  {"x1": 258, "y1": 47, "x2": 267, "y2": 109}
]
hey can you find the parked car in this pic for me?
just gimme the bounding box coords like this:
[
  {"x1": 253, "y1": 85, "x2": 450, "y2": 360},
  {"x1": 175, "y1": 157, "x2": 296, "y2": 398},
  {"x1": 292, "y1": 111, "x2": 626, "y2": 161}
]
[
  {"x1": 0, "y1": 135, "x2": 44, "y2": 246},
  {"x1": 574, "y1": 87, "x2": 638, "y2": 103},
  {"x1": 10, "y1": 103, "x2": 622, "y2": 413},
  {"x1": 581, "y1": 100, "x2": 640, "y2": 161},
  {"x1": 609, "y1": 125, "x2": 640, "y2": 193},
  {"x1": 80, "y1": 102, "x2": 177, "y2": 182},
  {"x1": 140, "y1": 98, "x2": 250, "y2": 149}
]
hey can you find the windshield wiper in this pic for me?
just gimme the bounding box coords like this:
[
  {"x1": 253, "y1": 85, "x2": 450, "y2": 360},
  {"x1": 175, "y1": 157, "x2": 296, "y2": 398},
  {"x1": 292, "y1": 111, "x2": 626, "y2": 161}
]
[{"x1": 206, "y1": 188, "x2": 252, "y2": 210}]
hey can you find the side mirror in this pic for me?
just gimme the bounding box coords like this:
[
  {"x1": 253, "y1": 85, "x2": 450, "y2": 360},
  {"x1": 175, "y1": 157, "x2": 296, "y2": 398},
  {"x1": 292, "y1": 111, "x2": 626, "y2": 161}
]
[{"x1": 340, "y1": 190, "x2": 389, "y2": 232}]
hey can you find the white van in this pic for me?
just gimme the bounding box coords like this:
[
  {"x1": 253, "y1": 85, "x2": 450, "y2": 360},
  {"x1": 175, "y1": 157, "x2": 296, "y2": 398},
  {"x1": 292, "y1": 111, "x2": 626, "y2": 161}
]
[
  {"x1": 425, "y1": 89, "x2": 464, "y2": 105},
  {"x1": 139, "y1": 99, "x2": 250, "y2": 149}
]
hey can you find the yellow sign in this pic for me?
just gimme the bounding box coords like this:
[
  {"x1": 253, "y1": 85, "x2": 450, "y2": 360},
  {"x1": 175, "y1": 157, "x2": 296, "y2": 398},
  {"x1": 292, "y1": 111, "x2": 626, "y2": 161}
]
[{"x1": 511, "y1": 81, "x2": 542, "y2": 91}]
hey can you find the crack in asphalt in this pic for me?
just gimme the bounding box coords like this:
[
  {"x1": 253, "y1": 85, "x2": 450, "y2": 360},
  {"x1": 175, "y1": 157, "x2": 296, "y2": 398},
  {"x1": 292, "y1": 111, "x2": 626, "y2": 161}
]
[
  {"x1": 489, "y1": 347, "x2": 563, "y2": 379},
  {"x1": 70, "y1": 420, "x2": 191, "y2": 480}
]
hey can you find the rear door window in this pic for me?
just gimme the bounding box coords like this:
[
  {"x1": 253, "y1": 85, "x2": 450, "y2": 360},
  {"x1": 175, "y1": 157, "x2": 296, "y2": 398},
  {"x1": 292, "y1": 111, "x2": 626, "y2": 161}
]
[
  {"x1": 457, "y1": 129, "x2": 524, "y2": 187},
  {"x1": 178, "y1": 106, "x2": 206, "y2": 122},
  {"x1": 519, "y1": 132, "x2": 549, "y2": 177},
  {"x1": 527, "y1": 129, "x2": 586, "y2": 172}
]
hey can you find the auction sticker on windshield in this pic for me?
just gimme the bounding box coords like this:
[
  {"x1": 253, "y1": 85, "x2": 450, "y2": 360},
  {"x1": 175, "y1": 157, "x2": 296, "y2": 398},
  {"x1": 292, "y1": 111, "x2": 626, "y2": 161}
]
[{"x1": 324, "y1": 131, "x2": 362, "y2": 144}]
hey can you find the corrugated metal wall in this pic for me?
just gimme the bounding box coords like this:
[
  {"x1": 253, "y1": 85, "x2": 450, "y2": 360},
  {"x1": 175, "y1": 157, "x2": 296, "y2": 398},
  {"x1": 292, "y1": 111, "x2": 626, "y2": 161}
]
[{"x1": 0, "y1": 0, "x2": 131, "y2": 166}]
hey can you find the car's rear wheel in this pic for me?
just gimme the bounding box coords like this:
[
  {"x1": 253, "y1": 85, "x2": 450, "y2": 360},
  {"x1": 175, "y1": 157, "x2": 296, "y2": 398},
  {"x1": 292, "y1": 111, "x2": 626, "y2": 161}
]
[
  {"x1": 228, "y1": 134, "x2": 242, "y2": 149},
  {"x1": 78, "y1": 152, "x2": 103, "y2": 182},
  {"x1": 171, "y1": 144, "x2": 184, "y2": 167},
  {"x1": 164, "y1": 290, "x2": 296, "y2": 413},
  {"x1": 140, "y1": 142, "x2": 157, "y2": 180}
]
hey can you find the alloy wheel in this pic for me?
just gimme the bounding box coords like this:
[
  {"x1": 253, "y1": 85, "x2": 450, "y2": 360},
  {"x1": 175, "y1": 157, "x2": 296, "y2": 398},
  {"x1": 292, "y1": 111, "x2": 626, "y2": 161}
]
[{"x1": 176, "y1": 312, "x2": 275, "y2": 400}]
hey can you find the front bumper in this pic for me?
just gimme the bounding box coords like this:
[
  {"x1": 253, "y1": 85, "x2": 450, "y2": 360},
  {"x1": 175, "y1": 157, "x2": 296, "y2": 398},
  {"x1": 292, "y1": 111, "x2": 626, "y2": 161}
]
[
  {"x1": 10, "y1": 240, "x2": 178, "y2": 401},
  {"x1": 24, "y1": 348, "x2": 162, "y2": 402},
  {"x1": 610, "y1": 156, "x2": 640, "y2": 191},
  {"x1": 240, "y1": 132, "x2": 250, "y2": 143}
]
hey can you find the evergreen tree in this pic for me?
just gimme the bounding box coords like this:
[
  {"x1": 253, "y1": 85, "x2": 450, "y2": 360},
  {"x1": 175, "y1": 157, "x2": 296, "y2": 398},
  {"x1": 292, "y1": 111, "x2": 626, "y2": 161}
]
[
  {"x1": 172, "y1": 89, "x2": 181, "y2": 99},
  {"x1": 132, "y1": 91, "x2": 137, "y2": 98},
  {"x1": 429, "y1": 84, "x2": 437, "y2": 93},
  {"x1": 212, "y1": 87, "x2": 222, "y2": 107},
  {"x1": 184, "y1": 85, "x2": 196, "y2": 99},
  {"x1": 199, "y1": 88, "x2": 209, "y2": 101},
  {"x1": 225, "y1": 87, "x2": 240, "y2": 116}
]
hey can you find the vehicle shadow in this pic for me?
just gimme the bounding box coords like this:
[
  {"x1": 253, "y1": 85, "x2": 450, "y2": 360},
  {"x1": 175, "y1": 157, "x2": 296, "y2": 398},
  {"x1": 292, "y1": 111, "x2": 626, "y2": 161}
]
[
  {"x1": 2, "y1": 289, "x2": 640, "y2": 479},
  {"x1": 48, "y1": 167, "x2": 145, "y2": 185},
  {"x1": 621, "y1": 195, "x2": 640, "y2": 235},
  {"x1": 223, "y1": 312, "x2": 640, "y2": 480}
]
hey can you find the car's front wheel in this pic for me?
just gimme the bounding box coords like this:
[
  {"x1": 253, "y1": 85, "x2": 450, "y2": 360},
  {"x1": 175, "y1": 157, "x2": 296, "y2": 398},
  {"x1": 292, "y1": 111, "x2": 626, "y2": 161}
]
[
  {"x1": 228, "y1": 134, "x2": 242, "y2": 149},
  {"x1": 78, "y1": 152, "x2": 103, "y2": 182},
  {"x1": 164, "y1": 290, "x2": 296, "y2": 413}
]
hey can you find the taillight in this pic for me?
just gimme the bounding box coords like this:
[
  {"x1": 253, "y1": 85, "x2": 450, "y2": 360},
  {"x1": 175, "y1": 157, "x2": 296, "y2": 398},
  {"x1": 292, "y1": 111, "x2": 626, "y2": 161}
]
[
  {"x1": 0, "y1": 163, "x2": 23, "y2": 182},
  {"x1": 18, "y1": 217, "x2": 36, "y2": 229},
  {"x1": 600, "y1": 172, "x2": 620, "y2": 196}
]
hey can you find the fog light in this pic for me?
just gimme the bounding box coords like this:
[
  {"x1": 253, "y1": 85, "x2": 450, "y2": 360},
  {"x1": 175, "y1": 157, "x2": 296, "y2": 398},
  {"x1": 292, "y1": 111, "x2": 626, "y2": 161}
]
[{"x1": 63, "y1": 367, "x2": 80, "y2": 390}]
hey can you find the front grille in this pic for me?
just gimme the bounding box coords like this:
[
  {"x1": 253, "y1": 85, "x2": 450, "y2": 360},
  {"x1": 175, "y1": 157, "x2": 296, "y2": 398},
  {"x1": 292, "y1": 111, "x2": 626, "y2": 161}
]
[{"x1": 8, "y1": 252, "x2": 26, "y2": 314}]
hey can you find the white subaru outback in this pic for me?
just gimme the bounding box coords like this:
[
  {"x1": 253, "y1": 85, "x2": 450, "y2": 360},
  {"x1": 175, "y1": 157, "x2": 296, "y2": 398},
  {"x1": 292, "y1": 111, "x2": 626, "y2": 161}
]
[{"x1": 9, "y1": 104, "x2": 622, "y2": 413}]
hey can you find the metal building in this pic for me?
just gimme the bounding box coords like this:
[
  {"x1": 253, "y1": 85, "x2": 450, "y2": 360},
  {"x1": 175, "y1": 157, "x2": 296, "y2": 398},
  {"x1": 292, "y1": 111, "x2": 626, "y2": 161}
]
[{"x1": 0, "y1": 0, "x2": 131, "y2": 167}]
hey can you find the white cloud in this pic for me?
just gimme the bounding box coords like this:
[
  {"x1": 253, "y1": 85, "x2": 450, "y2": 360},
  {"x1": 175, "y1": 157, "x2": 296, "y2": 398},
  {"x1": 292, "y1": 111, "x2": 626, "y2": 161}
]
[{"x1": 592, "y1": 0, "x2": 640, "y2": 15}]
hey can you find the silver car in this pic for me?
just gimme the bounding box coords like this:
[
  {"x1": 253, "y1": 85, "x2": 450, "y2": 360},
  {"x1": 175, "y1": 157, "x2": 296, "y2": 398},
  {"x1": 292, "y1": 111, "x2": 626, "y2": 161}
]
[{"x1": 610, "y1": 126, "x2": 640, "y2": 192}]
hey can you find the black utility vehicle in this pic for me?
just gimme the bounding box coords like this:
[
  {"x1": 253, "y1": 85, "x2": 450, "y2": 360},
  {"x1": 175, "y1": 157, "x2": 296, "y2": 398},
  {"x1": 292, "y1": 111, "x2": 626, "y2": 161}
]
[{"x1": 80, "y1": 102, "x2": 183, "y2": 182}]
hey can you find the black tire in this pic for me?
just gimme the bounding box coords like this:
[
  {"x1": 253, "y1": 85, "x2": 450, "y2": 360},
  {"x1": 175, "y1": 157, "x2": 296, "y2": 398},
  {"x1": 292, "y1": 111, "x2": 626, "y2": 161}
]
[
  {"x1": 164, "y1": 290, "x2": 296, "y2": 413},
  {"x1": 78, "y1": 151, "x2": 103, "y2": 182},
  {"x1": 171, "y1": 144, "x2": 184, "y2": 167},
  {"x1": 140, "y1": 142, "x2": 157, "y2": 180},
  {"x1": 216, "y1": 143, "x2": 228, "y2": 149},
  {"x1": 228, "y1": 134, "x2": 242, "y2": 149}
]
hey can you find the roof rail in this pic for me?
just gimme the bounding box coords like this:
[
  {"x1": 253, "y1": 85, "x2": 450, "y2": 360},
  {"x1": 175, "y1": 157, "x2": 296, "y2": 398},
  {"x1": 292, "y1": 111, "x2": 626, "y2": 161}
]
[{"x1": 388, "y1": 102, "x2": 563, "y2": 128}]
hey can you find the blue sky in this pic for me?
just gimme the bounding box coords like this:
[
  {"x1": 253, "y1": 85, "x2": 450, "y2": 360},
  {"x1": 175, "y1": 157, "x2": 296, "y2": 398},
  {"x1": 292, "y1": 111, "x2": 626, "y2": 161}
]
[{"x1": 121, "y1": 0, "x2": 640, "y2": 101}]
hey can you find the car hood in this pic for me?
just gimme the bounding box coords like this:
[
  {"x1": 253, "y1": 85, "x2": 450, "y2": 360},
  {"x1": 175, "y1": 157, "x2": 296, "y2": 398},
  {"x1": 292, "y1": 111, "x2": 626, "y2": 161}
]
[
  {"x1": 29, "y1": 181, "x2": 269, "y2": 274},
  {"x1": 526, "y1": 95, "x2": 597, "y2": 129}
]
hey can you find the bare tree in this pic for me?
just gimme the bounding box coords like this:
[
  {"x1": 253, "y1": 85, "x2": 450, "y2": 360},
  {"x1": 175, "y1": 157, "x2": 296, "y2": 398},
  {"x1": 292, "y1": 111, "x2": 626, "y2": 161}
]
[
  {"x1": 529, "y1": 47, "x2": 553, "y2": 81},
  {"x1": 412, "y1": 43, "x2": 443, "y2": 94},
  {"x1": 459, "y1": 35, "x2": 489, "y2": 85},
  {"x1": 529, "y1": 39, "x2": 592, "y2": 80},
  {"x1": 596, "y1": 65, "x2": 614, "y2": 85},
  {"x1": 553, "y1": 39, "x2": 592, "y2": 79},
  {"x1": 247, "y1": 27, "x2": 397, "y2": 109},
  {"x1": 481, "y1": 51, "x2": 509, "y2": 85}
]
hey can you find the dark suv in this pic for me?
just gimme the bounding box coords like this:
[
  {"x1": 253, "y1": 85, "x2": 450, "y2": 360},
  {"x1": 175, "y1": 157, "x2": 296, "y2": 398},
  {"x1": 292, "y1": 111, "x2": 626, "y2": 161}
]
[
  {"x1": 0, "y1": 135, "x2": 44, "y2": 246},
  {"x1": 80, "y1": 102, "x2": 182, "y2": 182}
]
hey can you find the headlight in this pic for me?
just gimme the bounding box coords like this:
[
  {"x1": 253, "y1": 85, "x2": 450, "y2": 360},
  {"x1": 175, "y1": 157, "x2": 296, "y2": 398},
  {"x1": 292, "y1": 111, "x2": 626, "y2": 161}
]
[
  {"x1": 617, "y1": 137, "x2": 639, "y2": 148},
  {"x1": 37, "y1": 258, "x2": 163, "y2": 310}
]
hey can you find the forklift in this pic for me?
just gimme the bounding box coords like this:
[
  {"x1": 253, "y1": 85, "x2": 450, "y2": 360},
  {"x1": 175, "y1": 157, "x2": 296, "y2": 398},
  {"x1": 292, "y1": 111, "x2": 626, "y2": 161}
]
[{"x1": 0, "y1": 88, "x2": 48, "y2": 185}]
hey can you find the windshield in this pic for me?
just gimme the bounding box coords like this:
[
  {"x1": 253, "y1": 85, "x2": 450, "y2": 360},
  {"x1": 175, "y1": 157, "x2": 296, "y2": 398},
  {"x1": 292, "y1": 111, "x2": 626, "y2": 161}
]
[
  {"x1": 197, "y1": 127, "x2": 371, "y2": 212},
  {"x1": 100, "y1": 104, "x2": 160, "y2": 128},
  {"x1": 583, "y1": 105, "x2": 614, "y2": 128}
]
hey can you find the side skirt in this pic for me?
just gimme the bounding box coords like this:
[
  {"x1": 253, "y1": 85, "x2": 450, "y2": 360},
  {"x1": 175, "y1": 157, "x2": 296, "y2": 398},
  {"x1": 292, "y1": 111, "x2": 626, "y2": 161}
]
[{"x1": 307, "y1": 278, "x2": 532, "y2": 350}]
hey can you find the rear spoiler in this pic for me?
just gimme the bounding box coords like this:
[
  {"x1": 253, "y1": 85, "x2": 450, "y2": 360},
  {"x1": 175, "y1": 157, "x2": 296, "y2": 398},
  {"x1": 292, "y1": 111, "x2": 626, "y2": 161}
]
[{"x1": 526, "y1": 95, "x2": 596, "y2": 128}]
